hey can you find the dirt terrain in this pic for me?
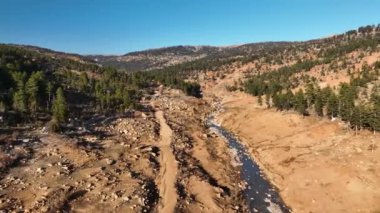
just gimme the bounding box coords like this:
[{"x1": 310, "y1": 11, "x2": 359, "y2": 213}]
[
  {"x1": 155, "y1": 110, "x2": 178, "y2": 212},
  {"x1": 203, "y1": 68, "x2": 380, "y2": 212},
  {"x1": 0, "y1": 89, "x2": 246, "y2": 212}
]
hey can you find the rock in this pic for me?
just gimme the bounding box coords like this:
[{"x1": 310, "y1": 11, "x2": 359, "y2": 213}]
[
  {"x1": 36, "y1": 167, "x2": 45, "y2": 174},
  {"x1": 112, "y1": 193, "x2": 119, "y2": 199},
  {"x1": 106, "y1": 158, "x2": 115, "y2": 165}
]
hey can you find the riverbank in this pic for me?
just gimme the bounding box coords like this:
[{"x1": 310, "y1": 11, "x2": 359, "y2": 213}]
[
  {"x1": 208, "y1": 118, "x2": 289, "y2": 213},
  {"x1": 215, "y1": 91, "x2": 380, "y2": 212}
]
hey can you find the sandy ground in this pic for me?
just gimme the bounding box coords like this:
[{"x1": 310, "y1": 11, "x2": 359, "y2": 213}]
[
  {"x1": 198, "y1": 45, "x2": 380, "y2": 212},
  {"x1": 155, "y1": 111, "x2": 178, "y2": 213},
  {"x1": 211, "y1": 90, "x2": 380, "y2": 213},
  {"x1": 152, "y1": 90, "x2": 246, "y2": 212}
]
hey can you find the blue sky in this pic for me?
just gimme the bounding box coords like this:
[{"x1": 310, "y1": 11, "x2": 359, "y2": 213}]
[{"x1": 1, "y1": 0, "x2": 379, "y2": 55}]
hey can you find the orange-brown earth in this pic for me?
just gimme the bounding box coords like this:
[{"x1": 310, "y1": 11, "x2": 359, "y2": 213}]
[
  {"x1": 202, "y1": 56, "x2": 380, "y2": 212},
  {"x1": 0, "y1": 89, "x2": 246, "y2": 212}
]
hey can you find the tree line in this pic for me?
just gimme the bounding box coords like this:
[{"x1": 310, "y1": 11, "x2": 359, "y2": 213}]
[
  {"x1": 0, "y1": 45, "x2": 203, "y2": 129},
  {"x1": 247, "y1": 65, "x2": 380, "y2": 133}
]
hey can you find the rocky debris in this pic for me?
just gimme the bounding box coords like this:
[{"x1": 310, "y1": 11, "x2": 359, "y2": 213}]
[
  {"x1": 111, "y1": 116, "x2": 159, "y2": 142},
  {"x1": 151, "y1": 92, "x2": 247, "y2": 211}
]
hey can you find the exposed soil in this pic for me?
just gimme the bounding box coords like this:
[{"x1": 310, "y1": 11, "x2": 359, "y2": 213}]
[
  {"x1": 155, "y1": 110, "x2": 178, "y2": 212},
  {"x1": 203, "y1": 72, "x2": 380, "y2": 212},
  {"x1": 0, "y1": 89, "x2": 247, "y2": 212}
]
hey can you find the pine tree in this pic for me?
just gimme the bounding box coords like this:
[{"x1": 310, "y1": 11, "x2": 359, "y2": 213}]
[
  {"x1": 339, "y1": 83, "x2": 356, "y2": 121},
  {"x1": 305, "y1": 83, "x2": 316, "y2": 108},
  {"x1": 294, "y1": 89, "x2": 308, "y2": 115},
  {"x1": 11, "y1": 71, "x2": 27, "y2": 112},
  {"x1": 13, "y1": 89, "x2": 27, "y2": 113},
  {"x1": 52, "y1": 87, "x2": 68, "y2": 123},
  {"x1": 314, "y1": 95, "x2": 324, "y2": 117},
  {"x1": 371, "y1": 94, "x2": 380, "y2": 133},
  {"x1": 327, "y1": 93, "x2": 339, "y2": 119},
  {"x1": 79, "y1": 72, "x2": 89, "y2": 92},
  {"x1": 284, "y1": 90, "x2": 294, "y2": 110},
  {"x1": 25, "y1": 72, "x2": 43, "y2": 113},
  {"x1": 46, "y1": 82, "x2": 53, "y2": 110}
]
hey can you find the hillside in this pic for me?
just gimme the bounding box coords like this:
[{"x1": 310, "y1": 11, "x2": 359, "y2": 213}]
[
  {"x1": 200, "y1": 24, "x2": 380, "y2": 212},
  {"x1": 86, "y1": 45, "x2": 221, "y2": 71},
  {"x1": 1, "y1": 24, "x2": 380, "y2": 212},
  {"x1": 86, "y1": 42, "x2": 296, "y2": 72}
]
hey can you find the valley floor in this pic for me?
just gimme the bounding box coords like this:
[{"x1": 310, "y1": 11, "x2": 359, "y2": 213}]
[
  {"x1": 204, "y1": 73, "x2": 380, "y2": 212},
  {"x1": 0, "y1": 89, "x2": 246, "y2": 212},
  {"x1": 1, "y1": 76, "x2": 379, "y2": 212}
]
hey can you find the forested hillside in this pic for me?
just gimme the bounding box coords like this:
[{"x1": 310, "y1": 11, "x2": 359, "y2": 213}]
[
  {"x1": 0, "y1": 45, "x2": 201, "y2": 128},
  {"x1": 2, "y1": 24, "x2": 379, "y2": 132},
  {"x1": 237, "y1": 25, "x2": 380, "y2": 133}
]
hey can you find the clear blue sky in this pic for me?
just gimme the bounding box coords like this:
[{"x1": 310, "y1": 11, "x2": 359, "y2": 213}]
[{"x1": 1, "y1": 0, "x2": 379, "y2": 55}]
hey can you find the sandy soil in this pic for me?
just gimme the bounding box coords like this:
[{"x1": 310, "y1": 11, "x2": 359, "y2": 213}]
[
  {"x1": 152, "y1": 91, "x2": 246, "y2": 212},
  {"x1": 199, "y1": 48, "x2": 380, "y2": 212},
  {"x1": 155, "y1": 111, "x2": 178, "y2": 213},
  {"x1": 212, "y1": 90, "x2": 380, "y2": 213}
]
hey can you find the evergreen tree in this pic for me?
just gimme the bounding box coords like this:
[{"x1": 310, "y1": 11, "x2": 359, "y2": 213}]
[
  {"x1": 305, "y1": 83, "x2": 316, "y2": 108},
  {"x1": 13, "y1": 89, "x2": 27, "y2": 113},
  {"x1": 46, "y1": 82, "x2": 53, "y2": 110},
  {"x1": 339, "y1": 83, "x2": 356, "y2": 121},
  {"x1": 52, "y1": 87, "x2": 68, "y2": 123},
  {"x1": 284, "y1": 90, "x2": 294, "y2": 110},
  {"x1": 11, "y1": 72, "x2": 27, "y2": 113},
  {"x1": 371, "y1": 94, "x2": 380, "y2": 133},
  {"x1": 350, "y1": 105, "x2": 367, "y2": 135},
  {"x1": 25, "y1": 71, "x2": 43, "y2": 113},
  {"x1": 79, "y1": 72, "x2": 89, "y2": 92},
  {"x1": 327, "y1": 93, "x2": 339, "y2": 118},
  {"x1": 294, "y1": 89, "x2": 308, "y2": 115},
  {"x1": 314, "y1": 95, "x2": 324, "y2": 117}
]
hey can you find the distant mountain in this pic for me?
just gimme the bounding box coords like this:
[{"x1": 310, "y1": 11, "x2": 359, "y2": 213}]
[
  {"x1": 86, "y1": 43, "x2": 296, "y2": 72},
  {"x1": 87, "y1": 45, "x2": 224, "y2": 72},
  {"x1": 1, "y1": 43, "x2": 298, "y2": 72},
  {"x1": 5, "y1": 44, "x2": 93, "y2": 64},
  {"x1": 3, "y1": 24, "x2": 379, "y2": 73}
]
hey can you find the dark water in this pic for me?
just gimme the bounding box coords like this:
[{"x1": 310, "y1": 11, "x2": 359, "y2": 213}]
[{"x1": 208, "y1": 119, "x2": 290, "y2": 213}]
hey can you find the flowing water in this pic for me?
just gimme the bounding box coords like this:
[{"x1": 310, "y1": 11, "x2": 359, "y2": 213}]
[{"x1": 208, "y1": 118, "x2": 290, "y2": 213}]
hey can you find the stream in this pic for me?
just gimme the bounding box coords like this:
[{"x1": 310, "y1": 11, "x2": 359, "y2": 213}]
[{"x1": 207, "y1": 118, "x2": 289, "y2": 213}]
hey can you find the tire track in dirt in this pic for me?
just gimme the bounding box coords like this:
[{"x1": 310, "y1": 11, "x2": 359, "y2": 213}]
[{"x1": 155, "y1": 111, "x2": 178, "y2": 213}]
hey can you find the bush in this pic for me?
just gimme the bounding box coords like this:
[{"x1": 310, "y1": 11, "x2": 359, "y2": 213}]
[{"x1": 47, "y1": 119, "x2": 60, "y2": 133}]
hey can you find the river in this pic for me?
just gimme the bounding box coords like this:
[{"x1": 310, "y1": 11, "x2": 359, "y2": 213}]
[{"x1": 208, "y1": 118, "x2": 290, "y2": 213}]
